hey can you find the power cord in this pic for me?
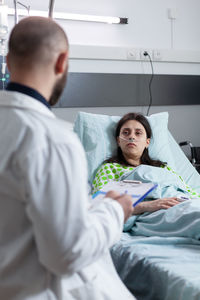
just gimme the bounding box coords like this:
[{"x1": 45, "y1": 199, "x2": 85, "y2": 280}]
[{"x1": 143, "y1": 51, "x2": 154, "y2": 116}]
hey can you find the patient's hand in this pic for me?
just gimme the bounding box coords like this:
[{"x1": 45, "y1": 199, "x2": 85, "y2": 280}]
[
  {"x1": 133, "y1": 197, "x2": 180, "y2": 215},
  {"x1": 106, "y1": 191, "x2": 134, "y2": 222}
]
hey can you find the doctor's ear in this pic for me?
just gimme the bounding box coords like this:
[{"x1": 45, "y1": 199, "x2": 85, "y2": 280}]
[
  {"x1": 6, "y1": 53, "x2": 11, "y2": 72},
  {"x1": 55, "y1": 51, "x2": 68, "y2": 75}
]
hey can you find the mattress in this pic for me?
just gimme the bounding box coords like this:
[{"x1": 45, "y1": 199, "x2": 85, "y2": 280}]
[{"x1": 111, "y1": 233, "x2": 200, "y2": 300}]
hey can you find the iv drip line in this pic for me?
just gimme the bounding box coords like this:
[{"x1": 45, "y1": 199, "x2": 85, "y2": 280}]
[{"x1": 2, "y1": 54, "x2": 5, "y2": 89}]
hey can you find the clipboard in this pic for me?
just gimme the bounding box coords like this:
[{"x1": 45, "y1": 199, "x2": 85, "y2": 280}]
[{"x1": 92, "y1": 180, "x2": 158, "y2": 207}]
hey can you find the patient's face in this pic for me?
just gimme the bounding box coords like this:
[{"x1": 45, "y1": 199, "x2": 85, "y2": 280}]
[{"x1": 117, "y1": 120, "x2": 150, "y2": 161}]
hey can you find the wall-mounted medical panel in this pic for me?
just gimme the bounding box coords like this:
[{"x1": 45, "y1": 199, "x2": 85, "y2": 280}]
[
  {"x1": 57, "y1": 73, "x2": 200, "y2": 108},
  {"x1": 69, "y1": 45, "x2": 200, "y2": 64}
]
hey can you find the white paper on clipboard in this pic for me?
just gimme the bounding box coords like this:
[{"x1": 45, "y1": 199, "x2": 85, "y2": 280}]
[{"x1": 92, "y1": 181, "x2": 158, "y2": 207}]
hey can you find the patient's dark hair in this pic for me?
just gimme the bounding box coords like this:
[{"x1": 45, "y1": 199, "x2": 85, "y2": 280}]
[{"x1": 105, "y1": 112, "x2": 166, "y2": 167}]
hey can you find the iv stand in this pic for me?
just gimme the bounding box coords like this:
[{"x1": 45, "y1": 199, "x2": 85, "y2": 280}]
[
  {"x1": 49, "y1": 0, "x2": 55, "y2": 18},
  {"x1": 13, "y1": 0, "x2": 30, "y2": 24}
]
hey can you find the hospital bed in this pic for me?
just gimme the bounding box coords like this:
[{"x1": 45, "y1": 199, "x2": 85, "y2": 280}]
[
  {"x1": 179, "y1": 141, "x2": 200, "y2": 174},
  {"x1": 73, "y1": 111, "x2": 200, "y2": 300}
]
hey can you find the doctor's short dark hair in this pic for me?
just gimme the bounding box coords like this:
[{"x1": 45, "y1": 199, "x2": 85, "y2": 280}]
[
  {"x1": 8, "y1": 16, "x2": 68, "y2": 68},
  {"x1": 105, "y1": 112, "x2": 166, "y2": 168}
]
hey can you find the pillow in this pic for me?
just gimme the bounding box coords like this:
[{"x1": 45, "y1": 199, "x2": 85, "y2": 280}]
[{"x1": 74, "y1": 111, "x2": 176, "y2": 183}]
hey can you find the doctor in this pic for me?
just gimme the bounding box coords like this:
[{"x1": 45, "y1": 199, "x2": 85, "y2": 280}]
[{"x1": 0, "y1": 17, "x2": 135, "y2": 299}]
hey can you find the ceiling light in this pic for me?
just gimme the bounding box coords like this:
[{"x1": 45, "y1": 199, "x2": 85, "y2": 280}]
[{"x1": 8, "y1": 8, "x2": 128, "y2": 24}]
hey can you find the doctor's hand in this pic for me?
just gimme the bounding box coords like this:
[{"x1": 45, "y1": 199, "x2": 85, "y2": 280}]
[
  {"x1": 106, "y1": 191, "x2": 134, "y2": 222},
  {"x1": 133, "y1": 197, "x2": 180, "y2": 215}
]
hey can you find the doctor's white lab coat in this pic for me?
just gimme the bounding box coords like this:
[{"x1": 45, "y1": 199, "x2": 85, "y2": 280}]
[{"x1": 0, "y1": 91, "x2": 135, "y2": 300}]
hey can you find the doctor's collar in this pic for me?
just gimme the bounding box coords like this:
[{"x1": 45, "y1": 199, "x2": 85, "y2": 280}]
[{"x1": 6, "y1": 82, "x2": 51, "y2": 110}]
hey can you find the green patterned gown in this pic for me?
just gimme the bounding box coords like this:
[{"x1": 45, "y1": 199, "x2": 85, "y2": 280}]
[{"x1": 92, "y1": 162, "x2": 200, "y2": 198}]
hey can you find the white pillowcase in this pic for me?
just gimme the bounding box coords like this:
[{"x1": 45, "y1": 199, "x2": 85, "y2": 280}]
[{"x1": 74, "y1": 111, "x2": 176, "y2": 183}]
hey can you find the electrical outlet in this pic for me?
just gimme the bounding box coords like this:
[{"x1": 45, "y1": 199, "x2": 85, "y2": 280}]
[
  {"x1": 168, "y1": 8, "x2": 177, "y2": 20},
  {"x1": 140, "y1": 49, "x2": 152, "y2": 61},
  {"x1": 127, "y1": 48, "x2": 139, "y2": 60},
  {"x1": 152, "y1": 49, "x2": 162, "y2": 61}
]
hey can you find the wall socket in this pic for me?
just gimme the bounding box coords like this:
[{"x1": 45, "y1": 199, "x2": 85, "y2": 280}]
[
  {"x1": 168, "y1": 8, "x2": 177, "y2": 20},
  {"x1": 126, "y1": 48, "x2": 162, "y2": 61},
  {"x1": 152, "y1": 49, "x2": 162, "y2": 61},
  {"x1": 140, "y1": 49, "x2": 153, "y2": 61},
  {"x1": 127, "y1": 48, "x2": 140, "y2": 60}
]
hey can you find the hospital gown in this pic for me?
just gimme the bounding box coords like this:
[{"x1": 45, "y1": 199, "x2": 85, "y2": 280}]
[{"x1": 92, "y1": 162, "x2": 200, "y2": 198}]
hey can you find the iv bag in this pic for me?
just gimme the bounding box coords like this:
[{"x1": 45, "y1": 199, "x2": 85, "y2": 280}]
[
  {"x1": 0, "y1": 4, "x2": 8, "y2": 39},
  {"x1": 0, "y1": 4, "x2": 8, "y2": 56}
]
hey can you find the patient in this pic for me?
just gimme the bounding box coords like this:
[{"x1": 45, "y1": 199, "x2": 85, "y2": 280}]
[{"x1": 92, "y1": 112, "x2": 199, "y2": 215}]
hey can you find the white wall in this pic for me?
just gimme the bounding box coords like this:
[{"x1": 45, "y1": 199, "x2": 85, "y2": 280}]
[
  {"x1": 5, "y1": 0, "x2": 200, "y2": 146},
  {"x1": 53, "y1": 0, "x2": 200, "y2": 50},
  {"x1": 54, "y1": 0, "x2": 200, "y2": 75},
  {"x1": 53, "y1": 0, "x2": 200, "y2": 146},
  {"x1": 6, "y1": 0, "x2": 200, "y2": 74}
]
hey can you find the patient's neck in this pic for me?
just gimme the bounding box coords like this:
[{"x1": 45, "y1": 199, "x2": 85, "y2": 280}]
[{"x1": 123, "y1": 154, "x2": 140, "y2": 167}]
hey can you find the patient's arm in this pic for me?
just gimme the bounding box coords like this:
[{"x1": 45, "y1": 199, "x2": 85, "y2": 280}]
[{"x1": 133, "y1": 198, "x2": 180, "y2": 215}]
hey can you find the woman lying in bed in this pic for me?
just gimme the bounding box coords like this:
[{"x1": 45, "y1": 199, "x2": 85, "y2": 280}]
[{"x1": 92, "y1": 112, "x2": 200, "y2": 215}]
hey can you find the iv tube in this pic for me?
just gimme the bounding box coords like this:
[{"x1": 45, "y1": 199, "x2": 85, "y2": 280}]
[{"x1": 0, "y1": 2, "x2": 8, "y2": 89}]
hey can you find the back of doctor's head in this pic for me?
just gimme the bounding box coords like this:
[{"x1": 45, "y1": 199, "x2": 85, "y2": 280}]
[{"x1": 8, "y1": 16, "x2": 68, "y2": 69}]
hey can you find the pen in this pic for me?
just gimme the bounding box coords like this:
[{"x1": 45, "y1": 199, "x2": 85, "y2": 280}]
[
  {"x1": 123, "y1": 180, "x2": 142, "y2": 184},
  {"x1": 92, "y1": 191, "x2": 107, "y2": 199}
]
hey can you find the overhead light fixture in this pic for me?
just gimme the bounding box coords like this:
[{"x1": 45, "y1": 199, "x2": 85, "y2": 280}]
[
  {"x1": 53, "y1": 13, "x2": 128, "y2": 24},
  {"x1": 8, "y1": 8, "x2": 128, "y2": 24}
]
